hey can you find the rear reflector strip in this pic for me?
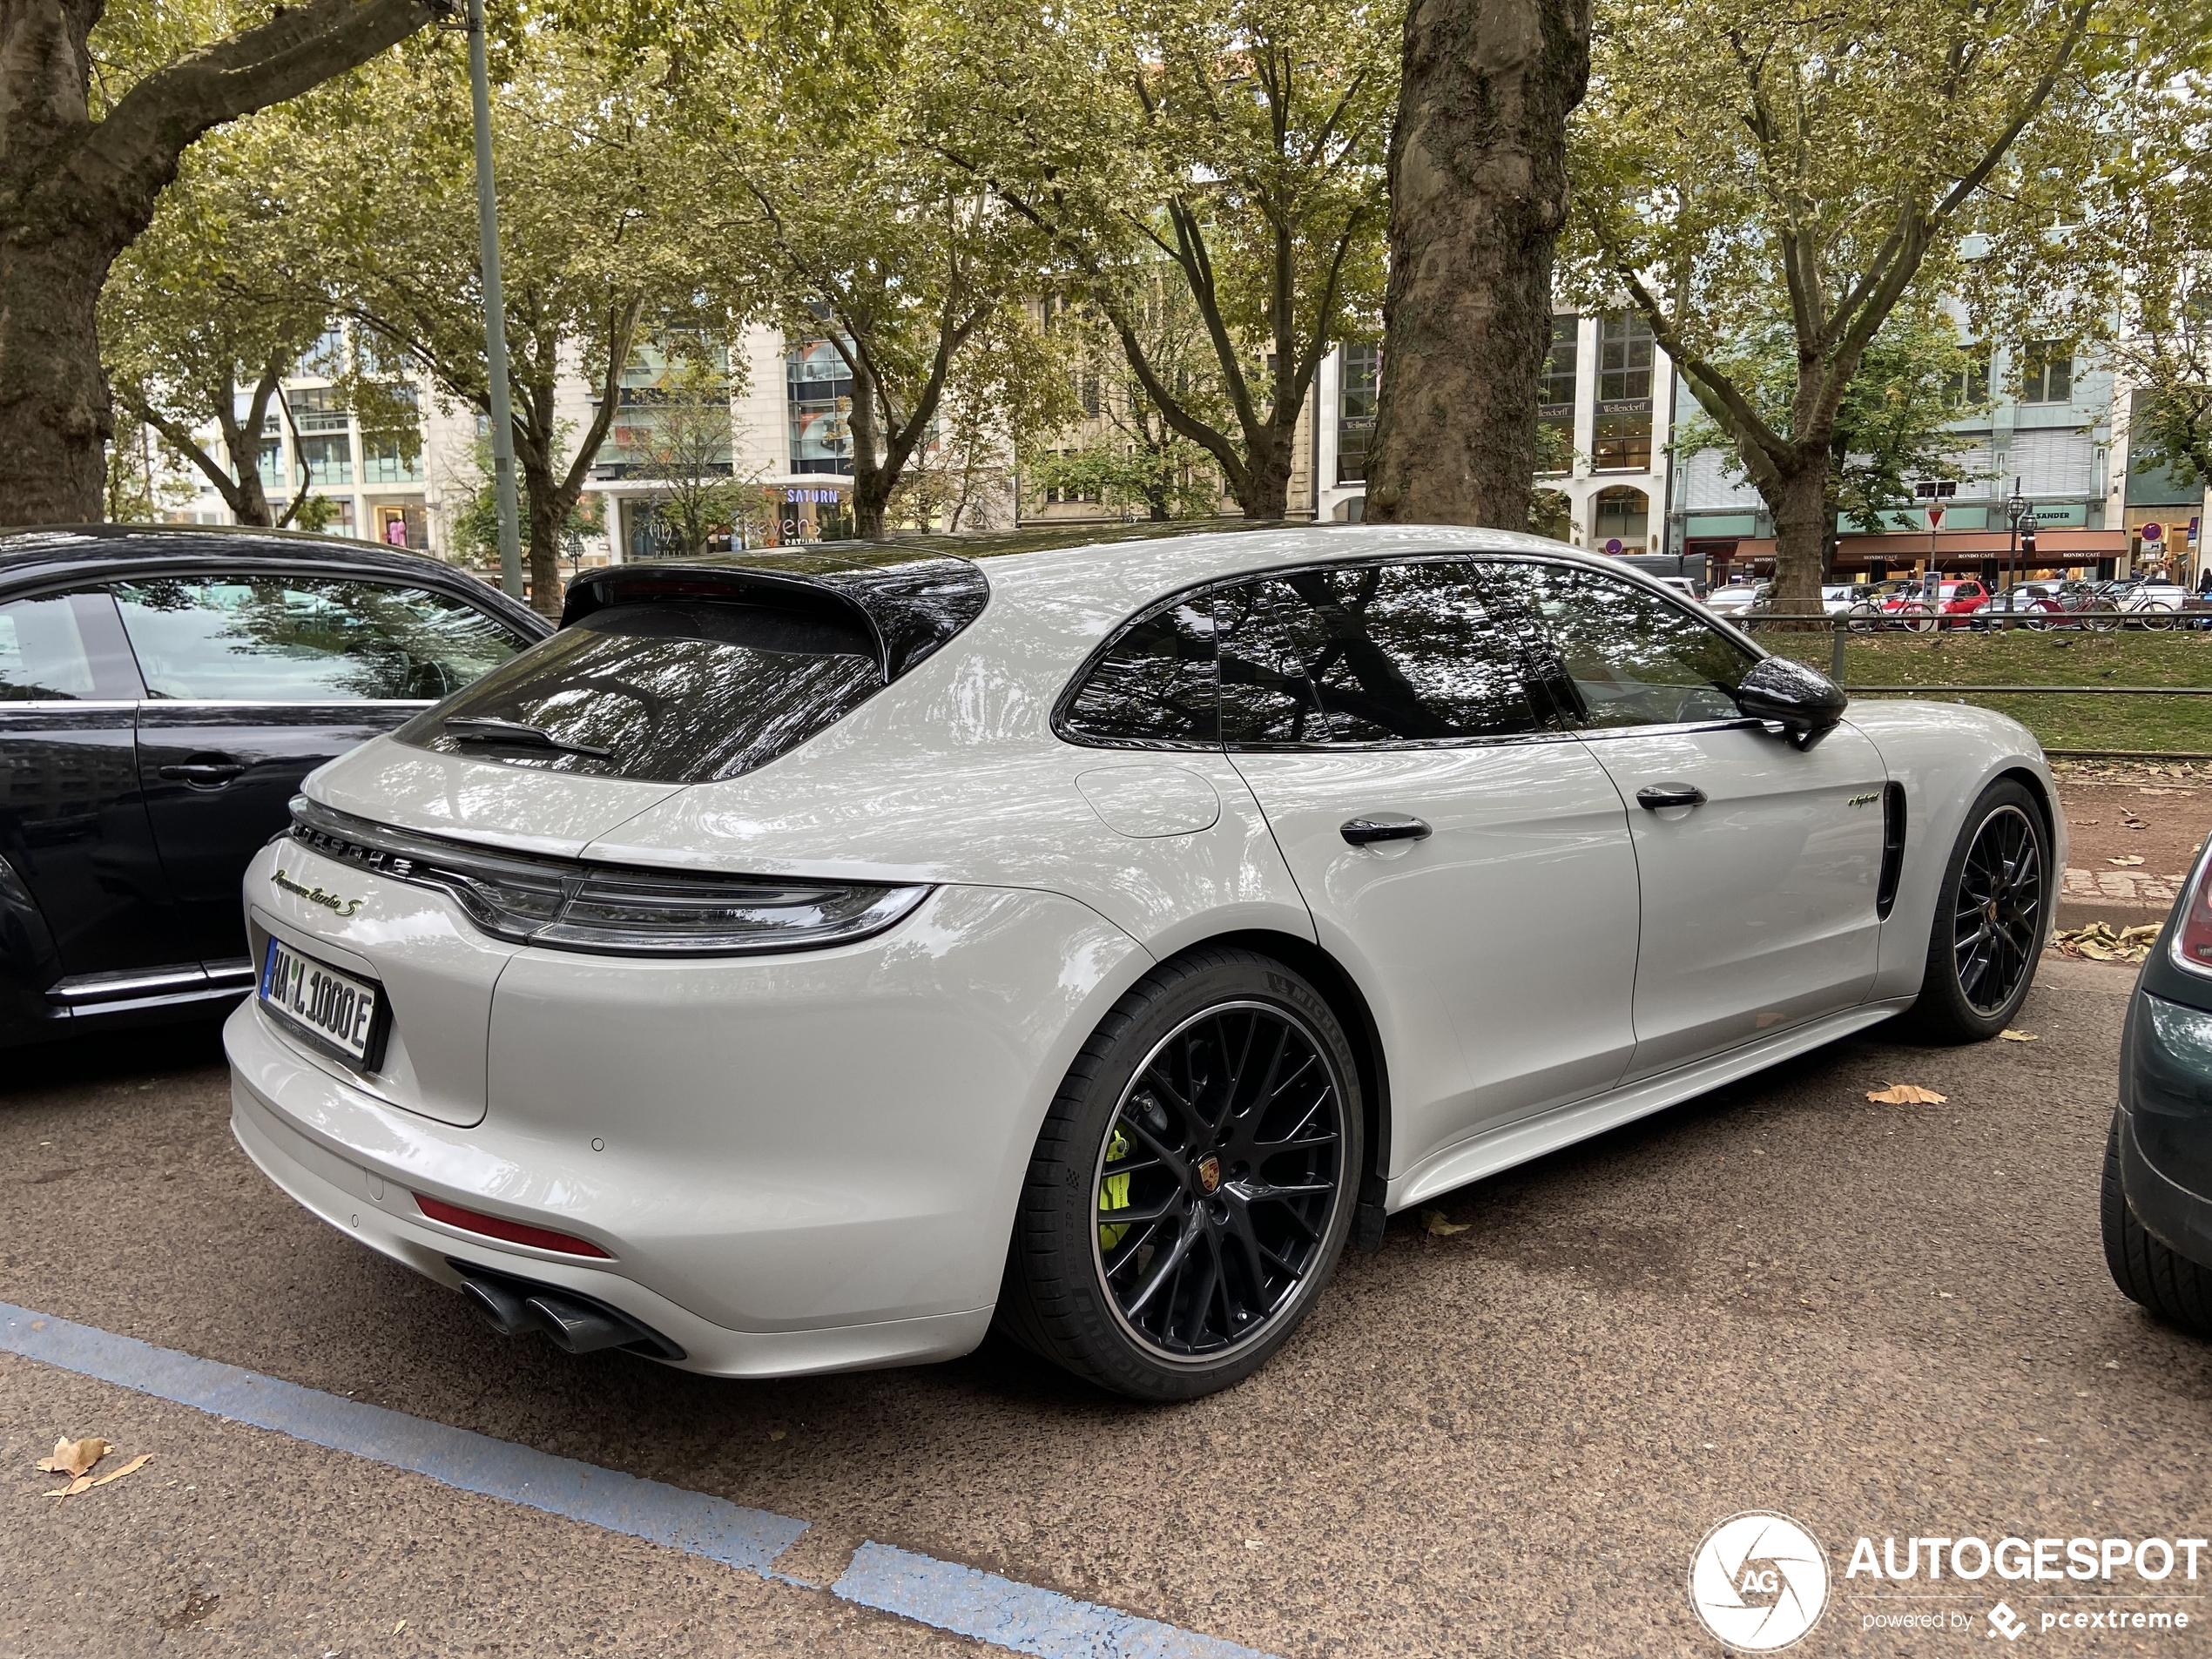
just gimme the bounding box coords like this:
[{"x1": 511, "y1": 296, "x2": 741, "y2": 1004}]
[{"x1": 414, "y1": 1193, "x2": 611, "y2": 1258}]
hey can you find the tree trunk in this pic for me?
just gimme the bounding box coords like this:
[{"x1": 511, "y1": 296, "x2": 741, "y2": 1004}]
[
  {"x1": 846, "y1": 357, "x2": 889, "y2": 541},
  {"x1": 1365, "y1": 0, "x2": 1591, "y2": 528},
  {"x1": 518, "y1": 446, "x2": 570, "y2": 618},
  {"x1": 0, "y1": 237, "x2": 114, "y2": 523},
  {"x1": 1237, "y1": 428, "x2": 1293, "y2": 521},
  {"x1": 1768, "y1": 456, "x2": 1831, "y2": 620}
]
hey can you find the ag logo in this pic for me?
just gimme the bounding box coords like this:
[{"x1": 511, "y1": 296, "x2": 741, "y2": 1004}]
[{"x1": 1689, "y1": 1512, "x2": 1830, "y2": 1651}]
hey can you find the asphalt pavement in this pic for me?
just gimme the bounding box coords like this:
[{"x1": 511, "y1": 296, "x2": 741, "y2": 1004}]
[{"x1": 3, "y1": 954, "x2": 2208, "y2": 1657}]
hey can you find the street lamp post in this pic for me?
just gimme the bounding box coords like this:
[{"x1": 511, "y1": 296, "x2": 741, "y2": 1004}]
[
  {"x1": 2005, "y1": 478, "x2": 2028, "y2": 612},
  {"x1": 466, "y1": 0, "x2": 523, "y2": 601}
]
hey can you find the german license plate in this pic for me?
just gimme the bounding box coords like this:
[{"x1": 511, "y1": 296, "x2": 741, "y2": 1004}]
[{"x1": 260, "y1": 937, "x2": 386, "y2": 1068}]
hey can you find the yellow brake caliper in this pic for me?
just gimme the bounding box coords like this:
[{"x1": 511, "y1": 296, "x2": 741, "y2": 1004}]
[{"x1": 1099, "y1": 1126, "x2": 1132, "y2": 1251}]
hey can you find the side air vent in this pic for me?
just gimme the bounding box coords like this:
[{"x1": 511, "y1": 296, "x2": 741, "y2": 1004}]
[{"x1": 1876, "y1": 782, "x2": 1907, "y2": 919}]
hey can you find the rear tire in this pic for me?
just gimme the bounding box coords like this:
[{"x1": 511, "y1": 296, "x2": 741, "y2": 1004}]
[
  {"x1": 995, "y1": 948, "x2": 1364, "y2": 1400},
  {"x1": 1905, "y1": 778, "x2": 2047, "y2": 1042},
  {"x1": 2101, "y1": 1114, "x2": 2212, "y2": 1336}
]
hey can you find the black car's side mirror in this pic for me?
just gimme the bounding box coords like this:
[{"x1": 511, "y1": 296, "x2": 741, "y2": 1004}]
[{"x1": 1735, "y1": 655, "x2": 1849, "y2": 750}]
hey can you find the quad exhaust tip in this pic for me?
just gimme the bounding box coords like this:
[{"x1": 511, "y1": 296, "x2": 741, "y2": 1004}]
[{"x1": 448, "y1": 1261, "x2": 685, "y2": 1361}]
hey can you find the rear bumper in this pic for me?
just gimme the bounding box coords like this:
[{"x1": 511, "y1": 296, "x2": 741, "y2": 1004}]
[
  {"x1": 221, "y1": 880, "x2": 1148, "y2": 1377},
  {"x1": 230, "y1": 1055, "x2": 995, "y2": 1377}
]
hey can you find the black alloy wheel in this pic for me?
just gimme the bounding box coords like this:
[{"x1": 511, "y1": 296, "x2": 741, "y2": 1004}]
[
  {"x1": 1952, "y1": 803, "x2": 2042, "y2": 1015},
  {"x1": 1909, "y1": 778, "x2": 2048, "y2": 1041},
  {"x1": 1093, "y1": 1001, "x2": 1345, "y2": 1360},
  {"x1": 995, "y1": 948, "x2": 1364, "y2": 1399}
]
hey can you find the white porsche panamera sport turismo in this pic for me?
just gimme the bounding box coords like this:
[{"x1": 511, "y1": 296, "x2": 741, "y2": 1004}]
[{"x1": 226, "y1": 525, "x2": 2060, "y2": 1399}]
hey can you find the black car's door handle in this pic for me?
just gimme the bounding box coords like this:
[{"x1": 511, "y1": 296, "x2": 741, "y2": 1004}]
[
  {"x1": 1340, "y1": 813, "x2": 1433, "y2": 846},
  {"x1": 1636, "y1": 783, "x2": 1708, "y2": 811},
  {"x1": 158, "y1": 760, "x2": 247, "y2": 787}
]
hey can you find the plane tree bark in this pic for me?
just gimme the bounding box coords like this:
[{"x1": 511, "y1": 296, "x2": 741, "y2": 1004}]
[
  {"x1": 1362, "y1": 0, "x2": 1591, "y2": 529},
  {"x1": 0, "y1": 0, "x2": 445, "y2": 524}
]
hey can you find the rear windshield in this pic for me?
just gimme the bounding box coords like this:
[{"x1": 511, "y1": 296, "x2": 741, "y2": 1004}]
[{"x1": 395, "y1": 600, "x2": 884, "y2": 784}]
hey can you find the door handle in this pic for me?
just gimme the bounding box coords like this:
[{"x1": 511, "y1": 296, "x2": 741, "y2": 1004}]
[
  {"x1": 1635, "y1": 782, "x2": 1708, "y2": 811},
  {"x1": 1340, "y1": 813, "x2": 1433, "y2": 846},
  {"x1": 158, "y1": 761, "x2": 247, "y2": 787}
]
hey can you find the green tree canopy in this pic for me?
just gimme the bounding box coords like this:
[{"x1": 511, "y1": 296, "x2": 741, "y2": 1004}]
[
  {"x1": 921, "y1": 0, "x2": 1396, "y2": 523},
  {"x1": 1563, "y1": 0, "x2": 2136, "y2": 610}
]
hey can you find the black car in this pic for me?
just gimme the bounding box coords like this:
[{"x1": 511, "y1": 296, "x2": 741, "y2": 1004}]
[
  {"x1": 0, "y1": 525, "x2": 548, "y2": 1048},
  {"x1": 2103, "y1": 829, "x2": 2212, "y2": 1332}
]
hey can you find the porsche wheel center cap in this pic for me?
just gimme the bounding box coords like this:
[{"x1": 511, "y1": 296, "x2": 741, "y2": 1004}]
[{"x1": 1196, "y1": 1154, "x2": 1223, "y2": 1194}]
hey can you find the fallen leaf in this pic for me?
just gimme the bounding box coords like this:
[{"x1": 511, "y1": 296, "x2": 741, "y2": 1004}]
[
  {"x1": 85, "y1": 1453, "x2": 151, "y2": 1490},
  {"x1": 45, "y1": 1453, "x2": 151, "y2": 1498},
  {"x1": 1867, "y1": 1084, "x2": 1948, "y2": 1104},
  {"x1": 36, "y1": 1437, "x2": 108, "y2": 1478},
  {"x1": 395, "y1": 1621, "x2": 407, "y2": 1635},
  {"x1": 1999, "y1": 1029, "x2": 2039, "y2": 1042},
  {"x1": 1420, "y1": 1209, "x2": 1468, "y2": 1236},
  {"x1": 769, "y1": 1430, "x2": 786, "y2": 1441},
  {"x1": 2107, "y1": 855, "x2": 2146, "y2": 867}
]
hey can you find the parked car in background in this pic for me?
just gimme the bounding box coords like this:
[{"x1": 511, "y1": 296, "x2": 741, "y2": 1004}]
[
  {"x1": 2106, "y1": 579, "x2": 2195, "y2": 629},
  {"x1": 2105, "y1": 830, "x2": 2212, "y2": 1337},
  {"x1": 228, "y1": 526, "x2": 2060, "y2": 1399},
  {"x1": 1861, "y1": 577, "x2": 1992, "y2": 631},
  {"x1": 1705, "y1": 582, "x2": 1764, "y2": 618},
  {"x1": 0, "y1": 525, "x2": 548, "y2": 1049}
]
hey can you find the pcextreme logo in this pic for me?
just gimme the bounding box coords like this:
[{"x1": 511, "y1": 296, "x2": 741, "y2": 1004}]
[{"x1": 1689, "y1": 1512, "x2": 1831, "y2": 1651}]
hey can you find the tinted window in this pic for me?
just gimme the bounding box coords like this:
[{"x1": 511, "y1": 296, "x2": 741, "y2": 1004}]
[
  {"x1": 0, "y1": 593, "x2": 136, "y2": 701},
  {"x1": 1062, "y1": 601, "x2": 1217, "y2": 745},
  {"x1": 113, "y1": 577, "x2": 525, "y2": 702},
  {"x1": 1482, "y1": 561, "x2": 1755, "y2": 728},
  {"x1": 398, "y1": 599, "x2": 885, "y2": 784},
  {"x1": 1217, "y1": 561, "x2": 1544, "y2": 745}
]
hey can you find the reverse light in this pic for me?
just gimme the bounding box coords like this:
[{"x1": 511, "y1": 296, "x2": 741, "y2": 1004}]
[
  {"x1": 415, "y1": 1194, "x2": 611, "y2": 1258},
  {"x1": 2174, "y1": 839, "x2": 2212, "y2": 980},
  {"x1": 288, "y1": 796, "x2": 929, "y2": 957}
]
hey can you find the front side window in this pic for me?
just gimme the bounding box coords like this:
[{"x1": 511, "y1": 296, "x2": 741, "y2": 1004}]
[
  {"x1": 1217, "y1": 561, "x2": 1547, "y2": 746},
  {"x1": 1481, "y1": 560, "x2": 1755, "y2": 729},
  {"x1": 1061, "y1": 601, "x2": 1217, "y2": 745},
  {"x1": 399, "y1": 599, "x2": 887, "y2": 783},
  {"x1": 112, "y1": 577, "x2": 528, "y2": 702}
]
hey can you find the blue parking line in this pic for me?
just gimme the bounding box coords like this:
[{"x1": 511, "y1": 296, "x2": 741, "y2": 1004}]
[
  {"x1": 0, "y1": 1302, "x2": 1275, "y2": 1659},
  {"x1": 835, "y1": 1542, "x2": 1272, "y2": 1659}
]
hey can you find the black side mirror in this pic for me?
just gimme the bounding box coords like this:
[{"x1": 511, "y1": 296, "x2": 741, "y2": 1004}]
[{"x1": 1735, "y1": 655, "x2": 1848, "y2": 750}]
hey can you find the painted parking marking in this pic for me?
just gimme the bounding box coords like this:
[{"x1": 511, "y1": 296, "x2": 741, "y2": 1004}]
[{"x1": 0, "y1": 1302, "x2": 1272, "y2": 1659}]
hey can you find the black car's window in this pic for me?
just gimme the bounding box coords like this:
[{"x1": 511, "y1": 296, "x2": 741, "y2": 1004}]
[
  {"x1": 1481, "y1": 560, "x2": 1755, "y2": 729},
  {"x1": 1216, "y1": 561, "x2": 1545, "y2": 745},
  {"x1": 396, "y1": 599, "x2": 885, "y2": 784},
  {"x1": 112, "y1": 577, "x2": 527, "y2": 702},
  {"x1": 1061, "y1": 601, "x2": 1217, "y2": 745},
  {"x1": 0, "y1": 591, "x2": 139, "y2": 702}
]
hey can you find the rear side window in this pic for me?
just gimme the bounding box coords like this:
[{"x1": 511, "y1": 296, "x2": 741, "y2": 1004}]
[
  {"x1": 1216, "y1": 561, "x2": 1546, "y2": 745},
  {"x1": 113, "y1": 577, "x2": 526, "y2": 701},
  {"x1": 1060, "y1": 601, "x2": 1217, "y2": 745},
  {"x1": 0, "y1": 592, "x2": 138, "y2": 701},
  {"x1": 397, "y1": 600, "x2": 885, "y2": 784}
]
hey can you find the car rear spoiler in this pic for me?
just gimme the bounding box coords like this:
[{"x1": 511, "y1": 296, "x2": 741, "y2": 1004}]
[{"x1": 559, "y1": 550, "x2": 990, "y2": 679}]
